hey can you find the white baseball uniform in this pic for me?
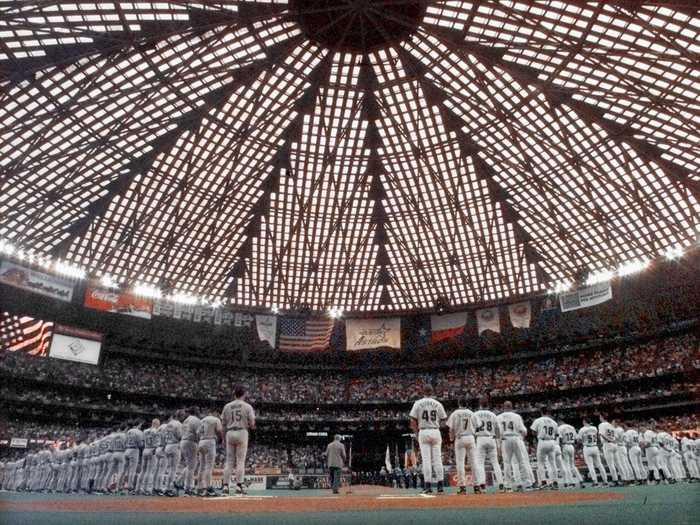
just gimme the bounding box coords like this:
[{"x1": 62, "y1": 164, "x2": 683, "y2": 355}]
[
  {"x1": 656, "y1": 432, "x2": 676, "y2": 481},
  {"x1": 558, "y1": 423, "x2": 580, "y2": 486},
  {"x1": 642, "y1": 429, "x2": 661, "y2": 480},
  {"x1": 598, "y1": 422, "x2": 620, "y2": 482},
  {"x1": 615, "y1": 427, "x2": 634, "y2": 481},
  {"x1": 447, "y1": 408, "x2": 475, "y2": 488},
  {"x1": 680, "y1": 437, "x2": 698, "y2": 479},
  {"x1": 623, "y1": 429, "x2": 644, "y2": 481},
  {"x1": 497, "y1": 411, "x2": 530, "y2": 488},
  {"x1": 531, "y1": 416, "x2": 558, "y2": 485},
  {"x1": 472, "y1": 409, "x2": 503, "y2": 487},
  {"x1": 410, "y1": 397, "x2": 447, "y2": 486}
]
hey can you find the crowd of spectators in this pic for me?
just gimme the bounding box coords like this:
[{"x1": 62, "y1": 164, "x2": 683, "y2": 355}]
[
  {"x1": 0, "y1": 381, "x2": 694, "y2": 429},
  {"x1": 0, "y1": 332, "x2": 696, "y2": 405}
]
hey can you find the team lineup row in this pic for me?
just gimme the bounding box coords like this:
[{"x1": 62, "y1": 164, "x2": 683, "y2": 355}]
[
  {"x1": 1, "y1": 386, "x2": 698, "y2": 497},
  {"x1": 409, "y1": 387, "x2": 699, "y2": 494}
]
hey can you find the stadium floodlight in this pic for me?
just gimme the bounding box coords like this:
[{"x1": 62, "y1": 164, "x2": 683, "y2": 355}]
[
  {"x1": 100, "y1": 274, "x2": 119, "y2": 289},
  {"x1": 550, "y1": 281, "x2": 572, "y2": 294},
  {"x1": 210, "y1": 299, "x2": 223, "y2": 309},
  {"x1": 328, "y1": 306, "x2": 344, "y2": 319},
  {"x1": 0, "y1": 239, "x2": 15, "y2": 256},
  {"x1": 585, "y1": 270, "x2": 614, "y2": 286},
  {"x1": 664, "y1": 246, "x2": 684, "y2": 260},
  {"x1": 171, "y1": 292, "x2": 199, "y2": 305},
  {"x1": 54, "y1": 260, "x2": 87, "y2": 279},
  {"x1": 133, "y1": 283, "x2": 163, "y2": 299},
  {"x1": 618, "y1": 259, "x2": 649, "y2": 277},
  {"x1": 271, "y1": 305, "x2": 280, "y2": 314}
]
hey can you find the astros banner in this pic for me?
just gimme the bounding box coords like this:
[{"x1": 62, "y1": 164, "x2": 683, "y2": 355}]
[
  {"x1": 476, "y1": 307, "x2": 500, "y2": 335},
  {"x1": 84, "y1": 286, "x2": 153, "y2": 319},
  {"x1": 346, "y1": 317, "x2": 401, "y2": 351}
]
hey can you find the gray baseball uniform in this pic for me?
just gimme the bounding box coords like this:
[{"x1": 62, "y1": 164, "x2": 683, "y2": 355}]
[
  {"x1": 222, "y1": 399, "x2": 255, "y2": 487},
  {"x1": 125, "y1": 427, "x2": 144, "y2": 490},
  {"x1": 198, "y1": 415, "x2": 223, "y2": 490},
  {"x1": 180, "y1": 415, "x2": 201, "y2": 491}
]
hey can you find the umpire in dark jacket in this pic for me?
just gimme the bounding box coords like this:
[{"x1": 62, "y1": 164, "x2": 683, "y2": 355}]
[{"x1": 325, "y1": 435, "x2": 347, "y2": 494}]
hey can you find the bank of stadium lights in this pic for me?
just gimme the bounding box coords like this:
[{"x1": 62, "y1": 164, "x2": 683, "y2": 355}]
[
  {"x1": 617, "y1": 258, "x2": 650, "y2": 278},
  {"x1": 132, "y1": 283, "x2": 163, "y2": 300},
  {"x1": 53, "y1": 260, "x2": 87, "y2": 280},
  {"x1": 549, "y1": 281, "x2": 572, "y2": 295},
  {"x1": 664, "y1": 246, "x2": 684, "y2": 261},
  {"x1": 328, "y1": 307, "x2": 344, "y2": 319},
  {"x1": 585, "y1": 269, "x2": 615, "y2": 286},
  {"x1": 0, "y1": 239, "x2": 14, "y2": 256},
  {"x1": 99, "y1": 274, "x2": 119, "y2": 289},
  {"x1": 271, "y1": 306, "x2": 280, "y2": 314}
]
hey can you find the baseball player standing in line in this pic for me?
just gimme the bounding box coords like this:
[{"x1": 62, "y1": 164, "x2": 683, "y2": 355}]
[
  {"x1": 446, "y1": 399, "x2": 475, "y2": 495},
  {"x1": 97, "y1": 431, "x2": 114, "y2": 493},
  {"x1": 641, "y1": 426, "x2": 662, "y2": 483},
  {"x1": 558, "y1": 421, "x2": 579, "y2": 488},
  {"x1": 136, "y1": 419, "x2": 160, "y2": 494},
  {"x1": 497, "y1": 401, "x2": 530, "y2": 491},
  {"x1": 471, "y1": 396, "x2": 504, "y2": 494},
  {"x1": 613, "y1": 420, "x2": 634, "y2": 485},
  {"x1": 164, "y1": 412, "x2": 184, "y2": 496},
  {"x1": 180, "y1": 408, "x2": 201, "y2": 496},
  {"x1": 680, "y1": 435, "x2": 699, "y2": 481},
  {"x1": 598, "y1": 415, "x2": 621, "y2": 486},
  {"x1": 197, "y1": 408, "x2": 223, "y2": 496},
  {"x1": 154, "y1": 420, "x2": 169, "y2": 494},
  {"x1": 125, "y1": 421, "x2": 145, "y2": 494},
  {"x1": 108, "y1": 424, "x2": 128, "y2": 493},
  {"x1": 409, "y1": 385, "x2": 447, "y2": 494},
  {"x1": 221, "y1": 385, "x2": 256, "y2": 495},
  {"x1": 656, "y1": 430, "x2": 677, "y2": 483},
  {"x1": 623, "y1": 426, "x2": 645, "y2": 484},
  {"x1": 530, "y1": 411, "x2": 559, "y2": 489}
]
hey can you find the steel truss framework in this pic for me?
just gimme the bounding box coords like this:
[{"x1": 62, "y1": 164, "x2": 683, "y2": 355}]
[{"x1": 0, "y1": 1, "x2": 698, "y2": 313}]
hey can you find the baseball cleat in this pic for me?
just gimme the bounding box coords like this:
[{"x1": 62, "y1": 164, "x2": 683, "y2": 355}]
[{"x1": 457, "y1": 486, "x2": 467, "y2": 495}]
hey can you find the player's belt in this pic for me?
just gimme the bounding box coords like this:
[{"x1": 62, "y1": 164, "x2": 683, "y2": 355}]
[
  {"x1": 503, "y1": 433, "x2": 520, "y2": 438},
  {"x1": 228, "y1": 427, "x2": 247, "y2": 431},
  {"x1": 538, "y1": 438, "x2": 555, "y2": 441},
  {"x1": 457, "y1": 433, "x2": 473, "y2": 438}
]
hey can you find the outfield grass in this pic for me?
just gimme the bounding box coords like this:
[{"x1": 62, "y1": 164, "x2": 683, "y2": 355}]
[{"x1": 1, "y1": 484, "x2": 698, "y2": 525}]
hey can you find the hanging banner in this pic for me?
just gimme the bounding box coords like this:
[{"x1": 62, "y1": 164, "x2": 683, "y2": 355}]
[
  {"x1": 346, "y1": 317, "x2": 401, "y2": 351},
  {"x1": 508, "y1": 301, "x2": 531, "y2": 328},
  {"x1": 559, "y1": 282, "x2": 613, "y2": 312},
  {"x1": 84, "y1": 286, "x2": 152, "y2": 319},
  {"x1": 430, "y1": 311, "x2": 468, "y2": 343},
  {"x1": 0, "y1": 261, "x2": 74, "y2": 302},
  {"x1": 255, "y1": 315, "x2": 277, "y2": 347},
  {"x1": 49, "y1": 324, "x2": 103, "y2": 366},
  {"x1": 476, "y1": 307, "x2": 500, "y2": 335},
  {"x1": 10, "y1": 437, "x2": 28, "y2": 448}
]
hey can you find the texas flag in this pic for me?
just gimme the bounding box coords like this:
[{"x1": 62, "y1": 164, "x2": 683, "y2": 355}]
[{"x1": 430, "y1": 311, "x2": 468, "y2": 343}]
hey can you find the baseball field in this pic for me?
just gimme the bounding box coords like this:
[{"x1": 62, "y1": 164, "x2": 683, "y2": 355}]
[{"x1": 1, "y1": 483, "x2": 697, "y2": 525}]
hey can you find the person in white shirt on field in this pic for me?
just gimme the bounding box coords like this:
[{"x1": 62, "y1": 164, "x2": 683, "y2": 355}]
[
  {"x1": 497, "y1": 401, "x2": 530, "y2": 492},
  {"x1": 471, "y1": 396, "x2": 505, "y2": 494},
  {"x1": 680, "y1": 436, "x2": 699, "y2": 481},
  {"x1": 598, "y1": 415, "x2": 621, "y2": 486},
  {"x1": 531, "y1": 411, "x2": 560, "y2": 489},
  {"x1": 613, "y1": 420, "x2": 634, "y2": 484},
  {"x1": 623, "y1": 426, "x2": 645, "y2": 484},
  {"x1": 641, "y1": 426, "x2": 662, "y2": 483},
  {"x1": 446, "y1": 399, "x2": 476, "y2": 495},
  {"x1": 409, "y1": 385, "x2": 447, "y2": 494},
  {"x1": 558, "y1": 422, "x2": 580, "y2": 488}
]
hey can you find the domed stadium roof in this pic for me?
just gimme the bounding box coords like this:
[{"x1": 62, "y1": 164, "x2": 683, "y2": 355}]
[{"x1": 0, "y1": 1, "x2": 698, "y2": 314}]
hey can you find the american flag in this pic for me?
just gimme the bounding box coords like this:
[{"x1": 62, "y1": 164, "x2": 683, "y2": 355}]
[
  {"x1": 278, "y1": 316, "x2": 335, "y2": 352},
  {"x1": 0, "y1": 312, "x2": 54, "y2": 356}
]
